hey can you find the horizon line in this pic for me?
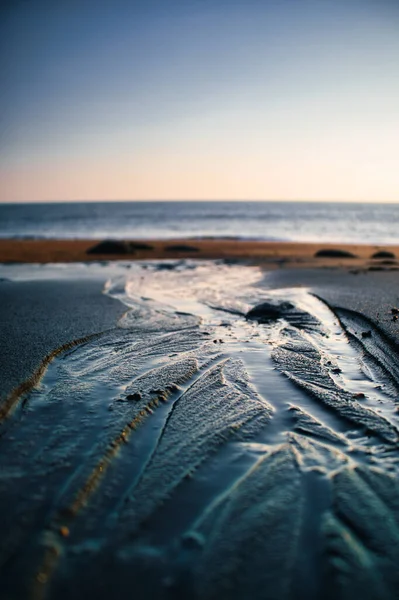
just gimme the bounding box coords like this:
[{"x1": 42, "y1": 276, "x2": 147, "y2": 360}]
[{"x1": 1, "y1": 198, "x2": 398, "y2": 205}]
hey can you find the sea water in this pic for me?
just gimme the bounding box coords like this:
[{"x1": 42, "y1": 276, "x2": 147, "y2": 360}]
[{"x1": 0, "y1": 200, "x2": 398, "y2": 244}]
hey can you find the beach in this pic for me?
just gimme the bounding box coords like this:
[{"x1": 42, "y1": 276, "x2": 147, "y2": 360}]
[
  {"x1": 3, "y1": 0, "x2": 399, "y2": 593},
  {"x1": 1, "y1": 237, "x2": 399, "y2": 266},
  {"x1": 1, "y1": 241, "x2": 399, "y2": 600}
]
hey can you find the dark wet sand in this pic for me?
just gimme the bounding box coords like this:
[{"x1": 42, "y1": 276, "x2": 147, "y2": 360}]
[
  {"x1": 0, "y1": 278, "x2": 126, "y2": 401},
  {"x1": 1, "y1": 265, "x2": 398, "y2": 404},
  {"x1": 1, "y1": 257, "x2": 399, "y2": 600},
  {"x1": 265, "y1": 268, "x2": 399, "y2": 342}
]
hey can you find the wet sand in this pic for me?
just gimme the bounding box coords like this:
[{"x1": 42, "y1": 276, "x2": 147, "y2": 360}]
[
  {"x1": 1, "y1": 254, "x2": 399, "y2": 600},
  {"x1": 265, "y1": 267, "x2": 399, "y2": 342},
  {"x1": 0, "y1": 278, "x2": 126, "y2": 402}
]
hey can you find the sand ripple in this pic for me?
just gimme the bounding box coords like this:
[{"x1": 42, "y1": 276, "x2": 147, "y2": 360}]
[{"x1": 0, "y1": 260, "x2": 398, "y2": 599}]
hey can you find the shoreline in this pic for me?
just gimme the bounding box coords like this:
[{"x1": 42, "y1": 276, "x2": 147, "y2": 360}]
[{"x1": 0, "y1": 238, "x2": 398, "y2": 268}]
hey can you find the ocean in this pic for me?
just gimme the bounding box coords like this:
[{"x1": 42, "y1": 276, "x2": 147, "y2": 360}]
[{"x1": 0, "y1": 201, "x2": 398, "y2": 244}]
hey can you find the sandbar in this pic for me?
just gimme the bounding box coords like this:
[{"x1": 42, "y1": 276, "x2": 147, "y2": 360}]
[{"x1": 1, "y1": 237, "x2": 398, "y2": 270}]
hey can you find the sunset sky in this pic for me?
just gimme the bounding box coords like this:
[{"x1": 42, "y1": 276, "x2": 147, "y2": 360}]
[{"x1": 1, "y1": 0, "x2": 398, "y2": 202}]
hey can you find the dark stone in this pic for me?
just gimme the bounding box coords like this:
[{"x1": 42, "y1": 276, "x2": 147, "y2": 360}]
[
  {"x1": 371, "y1": 250, "x2": 396, "y2": 259},
  {"x1": 361, "y1": 330, "x2": 372, "y2": 338},
  {"x1": 165, "y1": 244, "x2": 199, "y2": 252},
  {"x1": 246, "y1": 301, "x2": 294, "y2": 323},
  {"x1": 376, "y1": 260, "x2": 397, "y2": 265},
  {"x1": 154, "y1": 263, "x2": 177, "y2": 270},
  {"x1": 126, "y1": 392, "x2": 142, "y2": 401},
  {"x1": 314, "y1": 249, "x2": 358, "y2": 258},
  {"x1": 87, "y1": 240, "x2": 136, "y2": 255}
]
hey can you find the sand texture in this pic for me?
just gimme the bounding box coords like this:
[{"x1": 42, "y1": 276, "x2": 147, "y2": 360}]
[{"x1": 0, "y1": 260, "x2": 399, "y2": 599}]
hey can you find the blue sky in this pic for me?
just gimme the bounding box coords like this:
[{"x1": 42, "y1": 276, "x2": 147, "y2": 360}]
[{"x1": 1, "y1": 0, "x2": 398, "y2": 201}]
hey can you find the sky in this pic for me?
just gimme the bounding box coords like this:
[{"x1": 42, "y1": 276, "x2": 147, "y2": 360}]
[{"x1": 0, "y1": 0, "x2": 398, "y2": 202}]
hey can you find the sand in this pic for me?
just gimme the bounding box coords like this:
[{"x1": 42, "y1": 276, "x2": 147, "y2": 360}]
[
  {"x1": 265, "y1": 267, "x2": 399, "y2": 341},
  {"x1": 1, "y1": 237, "x2": 399, "y2": 269},
  {"x1": 1, "y1": 243, "x2": 399, "y2": 600},
  {"x1": 0, "y1": 278, "x2": 126, "y2": 402}
]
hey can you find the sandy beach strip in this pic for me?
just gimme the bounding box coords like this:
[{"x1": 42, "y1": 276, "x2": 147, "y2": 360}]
[{"x1": 0, "y1": 238, "x2": 398, "y2": 268}]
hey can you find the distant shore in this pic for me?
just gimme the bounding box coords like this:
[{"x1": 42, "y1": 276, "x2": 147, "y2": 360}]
[{"x1": 1, "y1": 238, "x2": 398, "y2": 269}]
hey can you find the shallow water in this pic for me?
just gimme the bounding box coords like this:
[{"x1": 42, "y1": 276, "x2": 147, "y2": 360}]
[{"x1": 0, "y1": 260, "x2": 398, "y2": 599}]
